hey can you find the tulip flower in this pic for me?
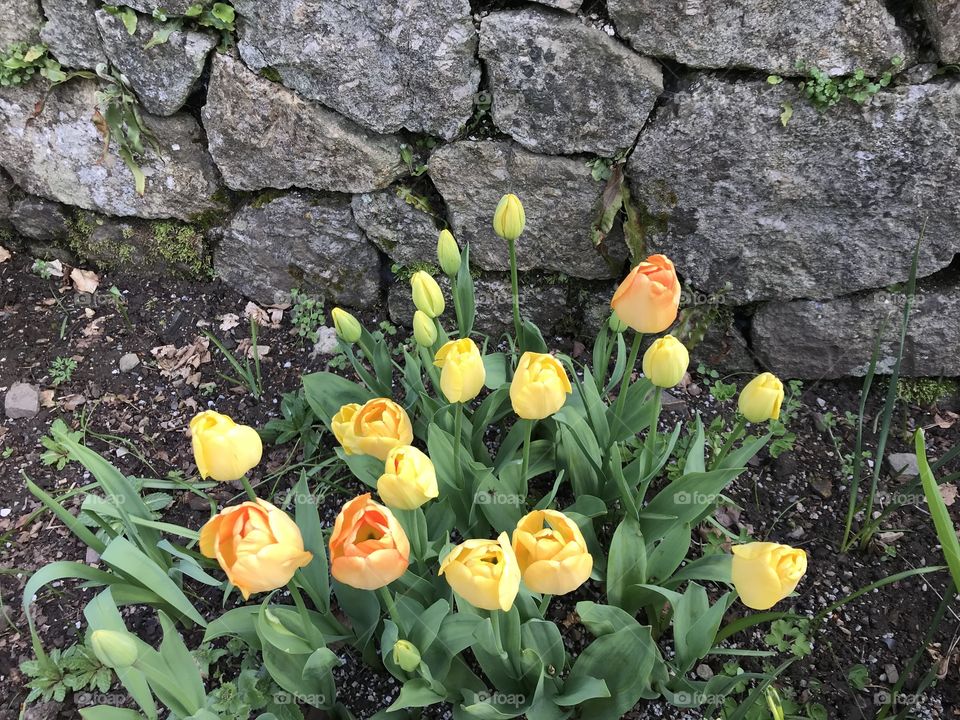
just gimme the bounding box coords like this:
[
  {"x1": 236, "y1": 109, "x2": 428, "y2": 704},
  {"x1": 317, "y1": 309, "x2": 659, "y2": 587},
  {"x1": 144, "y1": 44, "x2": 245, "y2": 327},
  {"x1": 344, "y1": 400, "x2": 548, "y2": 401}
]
[
  {"x1": 434, "y1": 338, "x2": 486, "y2": 404},
  {"x1": 493, "y1": 194, "x2": 525, "y2": 241},
  {"x1": 329, "y1": 494, "x2": 410, "y2": 590},
  {"x1": 731, "y1": 542, "x2": 807, "y2": 610},
  {"x1": 610, "y1": 254, "x2": 681, "y2": 334},
  {"x1": 509, "y1": 352, "x2": 572, "y2": 420},
  {"x1": 90, "y1": 629, "x2": 138, "y2": 669},
  {"x1": 512, "y1": 510, "x2": 592, "y2": 595},
  {"x1": 437, "y1": 229, "x2": 461, "y2": 276},
  {"x1": 377, "y1": 445, "x2": 439, "y2": 510},
  {"x1": 413, "y1": 310, "x2": 438, "y2": 347},
  {"x1": 439, "y1": 532, "x2": 521, "y2": 611},
  {"x1": 200, "y1": 499, "x2": 313, "y2": 599},
  {"x1": 392, "y1": 639, "x2": 421, "y2": 672},
  {"x1": 738, "y1": 372, "x2": 785, "y2": 423},
  {"x1": 331, "y1": 307, "x2": 362, "y2": 343},
  {"x1": 190, "y1": 410, "x2": 262, "y2": 482},
  {"x1": 642, "y1": 335, "x2": 689, "y2": 388},
  {"x1": 410, "y1": 271, "x2": 445, "y2": 318},
  {"x1": 332, "y1": 398, "x2": 414, "y2": 461}
]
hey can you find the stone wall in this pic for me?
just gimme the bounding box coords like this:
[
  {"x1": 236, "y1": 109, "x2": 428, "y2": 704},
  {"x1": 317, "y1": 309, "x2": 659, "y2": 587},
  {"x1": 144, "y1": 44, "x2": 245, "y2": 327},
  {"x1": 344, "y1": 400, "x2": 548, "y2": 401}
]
[{"x1": 1, "y1": 0, "x2": 959, "y2": 379}]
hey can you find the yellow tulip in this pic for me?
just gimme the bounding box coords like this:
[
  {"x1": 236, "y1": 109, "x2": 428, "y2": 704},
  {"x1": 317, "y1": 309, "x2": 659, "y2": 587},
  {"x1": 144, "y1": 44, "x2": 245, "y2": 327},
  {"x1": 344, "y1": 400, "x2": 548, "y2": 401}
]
[
  {"x1": 200, "y1": 499, "x2": 313, "y2": 599},
  {"x1": 413, "y1": 310, "x2": 438, "y2": 347},
  {"x1": 377, "y1": 445, "x2": 439, "y2": 510},
  {"x1": 332, "y1": 398, "x2": 414, "y2": 461},
  {"x1": 331, "y1": 307, "x2": 362, "y2": 343},
  {"x1": 509, "y1": 352, "x2": 571, "y2": 420},
  {"x1": 610, "y1": 254, "x2": 682, "y2": 334},
  {"x1": 392, "y1": 639, "x2": 421, "y2": 672},
  {"x1": 493, "y1": 193, "x2": 525, "y2": 241},
  {"x1": 410, "y1": 271, "x2": 445, "y2": 318},
  {"x1": 329, "y1": 493, "x2": 410, "y2": 590},
  {"x1": 434, "y1": 338, "x2": 486, "y2": 403},
  {"x1": 90, "y1": 630, "x2": 138, "y2": 669},
  {"x1": 512, "y1": 510, "x2": 592, "y2": 595},
  {"x1": 731, "y1": 542, "x2": 807, "y2": 610},
  {"x1": 190, "y1": 410, "x2": 262, "y2": 482},
  {"x1": 439, "y1": 532, "x2": 521, "y2": 611},
  {"x1": 642, "y1": 335, "x2": 689, "y2": 388},
  {"x1": 738, "y1": 372, "x2": 785, "y2": 423},
  {"x1": 437, "y1": 229, "x2": 461, "y2": 276}
]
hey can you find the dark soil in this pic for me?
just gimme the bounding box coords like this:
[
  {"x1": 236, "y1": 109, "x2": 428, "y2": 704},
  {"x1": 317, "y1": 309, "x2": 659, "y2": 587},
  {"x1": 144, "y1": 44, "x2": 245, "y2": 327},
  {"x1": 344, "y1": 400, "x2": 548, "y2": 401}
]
[{"x1": 1, "y1": 251, "x2": 958, "y2": 720}]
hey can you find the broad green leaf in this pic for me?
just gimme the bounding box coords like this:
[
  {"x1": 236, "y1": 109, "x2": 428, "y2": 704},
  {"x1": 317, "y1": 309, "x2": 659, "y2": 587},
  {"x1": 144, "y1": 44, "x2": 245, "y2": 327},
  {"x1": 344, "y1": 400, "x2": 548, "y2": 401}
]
[{"x1": 916, "y1": 429, "x2": 960, "y2": 592}]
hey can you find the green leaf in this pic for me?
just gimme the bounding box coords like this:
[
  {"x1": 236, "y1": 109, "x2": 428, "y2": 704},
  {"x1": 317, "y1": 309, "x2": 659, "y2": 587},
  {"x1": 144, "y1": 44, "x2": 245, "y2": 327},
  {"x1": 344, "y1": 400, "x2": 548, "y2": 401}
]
[
  {"x1": 387, "y1": 679, "x2": 446, "y2": 711},
  {"x1": 606, "y1": 516, "x2": 647, "y2": 613},
  {"x1": 456, "y1": 244, "x2": 476, "y2": 336},
  {"x1": 293, "y1": 475, "x2": 330, "y2": 612},
  {"x1": 482, "y1": 353, "x2": 509, "y2": 389},
  {"x1": 554, "y1": 675, "x2": 610, "y2": 706},
  {"x1": 303, "y1": 371, "x2": 373, "y2": 424},
  {"x1": 916, "y1": 429, "x2": 960, "y2": 592}
]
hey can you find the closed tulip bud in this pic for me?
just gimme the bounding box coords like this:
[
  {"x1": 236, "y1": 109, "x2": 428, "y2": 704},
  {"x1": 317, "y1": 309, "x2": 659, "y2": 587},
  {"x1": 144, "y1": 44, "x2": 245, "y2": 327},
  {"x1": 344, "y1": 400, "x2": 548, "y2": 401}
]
[
  {"x1": 434, "y1": 338, "x2": 486, "y2": 404},
  {"x1": 329, "y1": 494, "x2": 410, "y2": 590},
  {"x1": 200, "y1": 499, "x2": 313, "y2": 599},
  {"x1": 331, "y1": 307, "x2": 362, "y2": 343},
  {"x1": 642, "y1": 335, "x2": 689, "y2": 388},
  {"x1": 738, "y1": 372, "x2": 784, "y2": 423},
  {"x1": 610, "y1": 254, "x2": 681, "y2": 334},
  {"x1": 439, "y1": 532, "x2": 521, "y2": 611},
  {"x1": 512, "y1": 510, "x2": 592, "y2": 595},
  {"x1": 190, "y1": 410, "x2": 262, "y2": 482},
  {"x1": 765, "y1": 687, "x2": 786, "y2": 720},
  {"x1": 731, "y1": 542, "x2": 807, "y2": 610},
  {"x1": 392, "y1": 639, "x2": 421, "y2": 672},
  {"x1": 90, "y1": 629, "x2": 138, "y2": 670},
  {"x1": 412, "y1": 310, "x2": 437, "y2": 347},
  {"x1": 332, "y1": 398, "x2": 414, "y2": 461},
  {"x1": 493, "y1": 193, "x2": 525, "y2": 241},
  {"x1": 410, "y1": 271, "x2": 445, "y2": 318},
  {"x1": 510, "y1": 352, "x2": 572, "y2": 420},
  {"x1": 608, "y1": 311, "x2": 627, "y2": 333},
  {"x1": 377, "y1": 445, "x2": 439, "y2": 510},
  {"x1": 437, "y1": 229, "x2": 461, "y2": 276}
]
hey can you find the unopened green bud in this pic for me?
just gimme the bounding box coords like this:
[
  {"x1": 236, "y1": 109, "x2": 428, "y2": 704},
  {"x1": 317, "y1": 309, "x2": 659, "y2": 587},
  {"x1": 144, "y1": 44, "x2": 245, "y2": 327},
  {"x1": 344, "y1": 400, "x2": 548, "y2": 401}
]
[
  {"x1": 331, "y1": 307, "x2": 362, "y2": 343},
  {"x1": 413, "y1": 310, "x2": 437, "y2": 347},
  {"x1": 392, "y1": 639, "x2": 421, "y2": 672},
  {"x1": 765, "y1": 687, "x2": 785, "y2": 720},
  {"x1": 410, "y1": 271, "x2": 445, "y2": 318},
  {"x1": 493, "y1": 193, "x2": 525, "y2": 241},
  {"x1": 90, "y1": 629, "x2": 138, "y2": 669},
  {"x1": 608, "y1": 311, "x2": 627, "y2": 333},
  {"x1": 437, "y1": 229, "x2": 461, "y2": 276}
]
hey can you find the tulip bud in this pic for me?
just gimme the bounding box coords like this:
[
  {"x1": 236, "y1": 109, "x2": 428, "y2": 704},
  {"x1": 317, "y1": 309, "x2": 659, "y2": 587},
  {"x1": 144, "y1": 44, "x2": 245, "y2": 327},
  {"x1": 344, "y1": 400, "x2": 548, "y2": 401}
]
[
  {"x1": 642, "y1": 335, "x2": 689, "y2": 388},
  {"x1": 190, "y1": 411, "x2": 262, "y2": 482},
  {"x1": 608, "y1": 311, "x2": 627, "y2": 333},
  {"x1": 410, "y1": 271, "x2": 445, "y2": 318},
  {"x1": 413, "y1": 310, "x2": 437, "y2": 347},
  {"x1": 392, "y1": 639, "x2": 421, "y2": 672},
  {"x1": 331, "y1": 307, "x2": 362, "y2": 344},
  {"x1": 90, "y1": 629, "x2": 138, "y2": 669},
  {"x1": 436, "y1": 229, "x2": 461, "y2": 276},
  {"x1": 765, "y1": 687, "x2": 785, "y2": 720},
  {"x1": 731, "y1": 542, "x2": 807, "y2": 610},
  {"x1": 738, "y1": 372, "x2": 785, "y2": 423},
  {"x1": 493, "y1": 193, "x2": 525, "y2": 241}
]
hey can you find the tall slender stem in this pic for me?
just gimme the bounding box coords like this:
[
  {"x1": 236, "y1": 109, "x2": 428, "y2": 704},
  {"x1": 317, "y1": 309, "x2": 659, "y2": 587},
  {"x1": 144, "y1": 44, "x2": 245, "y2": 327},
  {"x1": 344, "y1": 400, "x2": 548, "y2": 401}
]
[
  {"x1": 453, "y1": 403, "x2": 464, "y2": 489},
  {"x1": 507, "y1": 237, "x2": 522, "y2": 344},
  {"x1": 713, "y1": 416, "x2": 747, "y2": 467},
  {"x1": 614, "y1": 332, "x2": 643, "y2": 421},
  {"x1": 520, "y1": 419, "x2": 533, "y2": 484},
  {"x1": 239, "y1": 475, "x2": 257, "y2": 501},
  {"x1": 377, "y1": 586, "x2": 398, "y2": 621}
]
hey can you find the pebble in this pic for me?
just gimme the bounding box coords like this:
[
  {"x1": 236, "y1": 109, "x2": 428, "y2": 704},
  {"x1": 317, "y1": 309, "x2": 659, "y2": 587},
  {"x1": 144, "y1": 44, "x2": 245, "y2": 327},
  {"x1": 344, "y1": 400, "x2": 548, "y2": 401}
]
[
  {"x1": 695, "y1": 663, "x2": 713, "y2": 680},
  {"x1": 887, "y1": 452, "x2": 919, "y2": 478},
  {"x1": 312, "y1": 326, "x2": 339, "y2": 356},
  {"x1": 119, "y1": 353, "x2": 140, "y2": 372},
  {"x1": 884, "y1": 663, "x2": 899, "y2": 684},
  {"x1": 4, "y1": 382, "x2": 40, "y2": 419},
  {"x1": 0, "y1": 508, "x2": 9, "y2": 517}
]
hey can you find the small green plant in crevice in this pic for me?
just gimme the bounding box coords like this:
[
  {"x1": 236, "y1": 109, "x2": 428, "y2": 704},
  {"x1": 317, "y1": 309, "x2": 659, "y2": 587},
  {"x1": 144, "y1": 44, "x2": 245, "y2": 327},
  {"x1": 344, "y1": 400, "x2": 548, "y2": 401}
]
[
  {"x1": 399, "y1": 141, "x2": 432, "y2": 177},
  {"x1": 289, "y1": 288, "x2": 325, "y2": 344},
  {"x1": 0, "y1": 43, "x2": 68, "y2": 86},
  {"x1": 31, "y1": 258, "x2": 55, "y2": 279},
  {"x1": 390, "y1": 260, "x2": 440, "y2": 281},
  {"x1": 145, "y1": 2, "x2": 237, "y2": 52},
  {"x1": 20, "y1": 643, "x2": 113, "y2": 704},
  {"x1": 150, "y1": 220, "x2": 208, "y2": 276},
  {"x1": 48, "y1": 356, "x2": 78, "y2": 386},
  {"x1": 896, "y1": 377, "x2": 959, "y2": 407}
]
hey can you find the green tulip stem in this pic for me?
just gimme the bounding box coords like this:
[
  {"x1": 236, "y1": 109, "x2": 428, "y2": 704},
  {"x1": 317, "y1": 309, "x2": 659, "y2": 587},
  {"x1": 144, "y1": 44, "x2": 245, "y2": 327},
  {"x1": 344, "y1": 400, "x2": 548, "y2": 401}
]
[
  {"x1": 452, "y1": 283, "x2": 466, "y2": 337},
  {"x1": 520, "y1": 419, "x2": 534, "y2": 484},
  {"x1": 614, "y1": 331, "x2": 644, "y2": 423},
  {"x1": 489, "y1": 610, "x2": 507, "y2": 658},
  {"x1": 507, "y1": 236, "x2": 522, "y2": 343},
  {"x1": 539, "y1": 594, "x2": 552, "y2": 618},
  {"x1": 419, "y1": 346, "x2": 441, "y2": 392},
  {"x1": 288, "y1": 580, "x2": 323, "y2": 647},
  {"x1": 377, "y1": 586, "x2": 398, "y2": 621},
  {"x1": 714, "y1": 416, "x2": 748, "y2": 467},
  {"x1": 239, "y1": 475, "x2": 257, "y2": 501},
  {"x1": 453, "y1": 402, "x2": 464, "y2": 489}
]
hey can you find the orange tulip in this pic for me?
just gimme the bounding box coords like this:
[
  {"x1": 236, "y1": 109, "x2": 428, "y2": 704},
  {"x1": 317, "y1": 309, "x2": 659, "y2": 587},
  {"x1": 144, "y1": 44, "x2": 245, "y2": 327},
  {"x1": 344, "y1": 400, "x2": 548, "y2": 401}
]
[
  {"x1": 200, "y1": 499, "x2": 313, "y2": 599},
  {"x1": 610, "y1": 255, "x2": 681, "y2": 334},
  {"x1": 329, "y1": 494, "x2": 410, "y2": 590}
]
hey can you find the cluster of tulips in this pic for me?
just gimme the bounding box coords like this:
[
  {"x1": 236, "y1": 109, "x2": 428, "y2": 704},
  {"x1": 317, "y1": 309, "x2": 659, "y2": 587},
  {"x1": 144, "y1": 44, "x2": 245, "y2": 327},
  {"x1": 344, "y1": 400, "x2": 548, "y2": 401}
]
[{"x1": 189, "y1": 192, "x2": 807, "y2": 631}]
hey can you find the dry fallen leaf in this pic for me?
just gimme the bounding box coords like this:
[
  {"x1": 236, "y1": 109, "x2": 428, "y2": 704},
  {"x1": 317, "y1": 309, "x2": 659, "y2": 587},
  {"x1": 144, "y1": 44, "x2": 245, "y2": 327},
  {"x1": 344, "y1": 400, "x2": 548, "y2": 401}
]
[
  {"x1": 933, "y1": 412, "x2": 958, "y2": 429},
  {"x1": 218, "y1": 313, "x2": 240, "y2": 331},
  {"x1": 151, "y1": 336, "x2": 211, "y2": 387},
  {"x1": 70, "y1": 268, "x2": 100, "y2": 294},
  {"x1": 45, "y1": 259, "x2": 65, "y2": 278},
  {"x1": 243, "y1": 301, "x2": 283, "y2": 328},
  {"x1": 939, "y1": 483, "x2": 957, "y2": 507},
  {"x1": 236, "y1": 338, "x2": 270, "y2": 360},
  {"x1": 39, "y1": 390, "x2": 55, "y2": 408},
  {"x1": 0, "y1": 246, "x2": 10, "y2": 263},
  {"x1": 60, "y1": 394, "x2": 87, "y2": 411}
]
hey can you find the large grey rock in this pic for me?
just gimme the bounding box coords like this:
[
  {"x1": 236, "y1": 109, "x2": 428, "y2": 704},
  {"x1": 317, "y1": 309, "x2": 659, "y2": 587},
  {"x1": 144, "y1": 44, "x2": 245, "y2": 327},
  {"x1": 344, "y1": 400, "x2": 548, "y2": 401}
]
[
  {"x1": 430, "y1": 141, "x2": 627, "y2": 280},
  {"x1": 628, "y1": 77, "x2": 960, "y2": 304},
  {"x1": 0, "y1": 79, "x2": 222, "y2": 221},
  {"x1": 96, "y1": 10, "x2": 216, "y2": 116},
  {"x1": 530, "y1": 0, "x2": 582, "y2": 12},
  {"x1": 233, "y1": 0, "x2": 480, "y2": 139},
  {"x1": 351, "y1": 190, "x2": 440, "y2": 266},
  {"x1": 9, "y1": 196, "x2": 71, "y2": 241},
  {"x1": 5, "y1": 382, "x2": 40, "y2": 419},
  {"x1": 608, "y1": 0, "x2": 909, "y2": 76},
  {"x1": 921, "y1": 1, "x2": 960, "y2": 63},
  {"x1": 0, "y1": 0, "x2": 44, "y2": 49},
  {"x1": 203, "y1": 54, "x2": 405, "y2": 194},
  {"x1": 691, "y1": 320, "x2": 756, "y2": 374},
  {"x1": 387, "y1": 273, "x2": 568, "y2": 336},
  {"x1": 215, "y1": 192, "x2": 381, "y2": 308},
  {"x1": 40, "y1": 0, "x2": 107, "y2": 69},
  {"x1": 0, "y1": 171, "x2": 12, "y2": 220},
  {"x1": 123, "y1": 0, "x2": 206, "y2": 14},
  {"x1": 751, "y1": 279, "x2": 960, "y2": 378},
  {"x1": 480, "y1": 8, "x2": 662, "y2": 156}
]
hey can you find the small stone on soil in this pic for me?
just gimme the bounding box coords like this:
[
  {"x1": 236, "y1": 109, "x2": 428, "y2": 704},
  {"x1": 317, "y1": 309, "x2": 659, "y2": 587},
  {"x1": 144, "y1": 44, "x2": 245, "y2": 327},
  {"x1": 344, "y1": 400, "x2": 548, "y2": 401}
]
[
  {"x1": 884, "y1": 663, "x2": 899, "y2": 684},
  {"x1": 887, "y1": 452, "x2": 919, "y2": 478},
  {"x1": 119, "y1": 352, "x2": 141, "y2": 372},
  {"x1": 312, "y1": 326, "x2": 339, "y2": 356},
  {"x1": 4, "y1": 382, "x2": 40, "y2": 419}
]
